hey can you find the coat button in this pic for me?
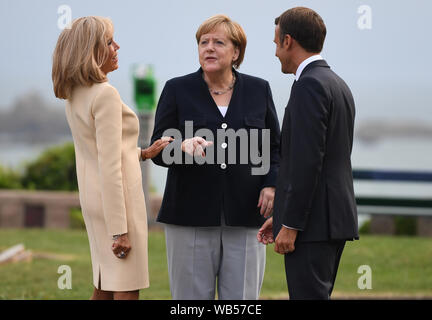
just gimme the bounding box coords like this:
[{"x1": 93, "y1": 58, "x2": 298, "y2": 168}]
[
  {"x1": 221, "y1": 123, "x2": 228, "y2": 129},
  {"x1": 221, "y1": 142, "x2": 227, "y2": 149},
  {"x1": 220, "y1": 163, "x2": 227, "y2": 169}
]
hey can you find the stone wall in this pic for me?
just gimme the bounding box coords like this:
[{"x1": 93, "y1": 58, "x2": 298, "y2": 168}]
[
  {"x1": 370, "y1": 215, "x2": 432, "y2": 237},
  {"x1": 0, "y1": 190, "x2": 163, "y2": 229}
]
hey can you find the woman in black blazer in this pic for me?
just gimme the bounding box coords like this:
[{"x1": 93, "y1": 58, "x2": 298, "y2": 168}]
[{"x1": 150, "y1": 14, "x2": 280, "y2": 300}]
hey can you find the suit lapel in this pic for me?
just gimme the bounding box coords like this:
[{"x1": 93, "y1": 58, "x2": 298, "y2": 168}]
[
  {"x1": 286, "y1": 59, "x2": 329, "y2": 108},
  {"x1": 280, "y1": 60, "x2": 330, "y2": 155}
]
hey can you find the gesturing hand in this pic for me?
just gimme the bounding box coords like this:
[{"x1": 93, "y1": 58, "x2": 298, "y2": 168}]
[
  {"x1": 257, "y1": 187, "x2": 275, "y2": 218},
  {"x1": 112, "y1": 234, "x2": 131, "y2": 259},
  {"x1": 143, "y1": 136, "x2": 173, "y2": 160},
  {"x1": 181, "y1": 136, "x2": 213, "y2": 157},
  {"x1": 257, "y1": 217, "x2": 274, "y2": 245}
]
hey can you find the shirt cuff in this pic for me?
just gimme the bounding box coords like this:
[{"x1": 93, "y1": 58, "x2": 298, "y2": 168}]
[{"x1": 282, "y1": 224, "x2": 301, "y2": 231}]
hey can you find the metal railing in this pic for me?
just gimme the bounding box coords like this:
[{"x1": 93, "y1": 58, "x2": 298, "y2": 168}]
[{"x1": 354, "y1": 169, "x2": 432, "y2": 216}]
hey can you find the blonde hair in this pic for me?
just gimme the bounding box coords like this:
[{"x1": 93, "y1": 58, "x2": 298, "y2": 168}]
[
  {"x1": 196, "y1": 14, "x2": 247, "y2": 69},
  {"x1": 52, "y1": 16, "x2": 113, "y2": 99}
]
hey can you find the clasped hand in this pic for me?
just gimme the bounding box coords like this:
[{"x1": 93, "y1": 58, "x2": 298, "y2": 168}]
[{"x1": 112, "y1": 234, "x2": 131, "y2": 259}]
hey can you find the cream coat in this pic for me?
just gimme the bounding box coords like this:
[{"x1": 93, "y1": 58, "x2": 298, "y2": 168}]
[{"x1": 66, "y1": 82, "x2": 149, "y2": 291}]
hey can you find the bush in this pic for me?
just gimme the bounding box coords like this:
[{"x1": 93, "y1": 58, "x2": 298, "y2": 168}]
[
  {"x1": 395, "y1": 216, "x2": 417, "y2": 236},
  {"x1": 359, "y1": 219, "x2": 370, "y2": 234},
  {"x1": 70, "y1": 208, "x2": 86, "y2": 229},
  {"x1": 0, "y1": 165, "x2": 22, "y2": 189},
  {"x1": 21, "y1": 142, "x2": 78, "y2": 191}
]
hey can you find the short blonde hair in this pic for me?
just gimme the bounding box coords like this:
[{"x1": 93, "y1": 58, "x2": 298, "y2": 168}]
[
  {"x1": 52, "y1": 16, "x2": 113, "y2": 99},
  {"x1": 195, "y1": 14, "x2": 247, "y2": 69}
]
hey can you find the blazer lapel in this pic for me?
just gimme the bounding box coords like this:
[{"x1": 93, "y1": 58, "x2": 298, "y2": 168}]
[
  {"x1": 223, "y1": 69, "x2": 242, "y2": 121},
  {"x1": 195, "y1": 68, "x2": 243, "y2": 122},
  {"x1": 196, "y1": 68, "x2": 225, "y2": 121}
]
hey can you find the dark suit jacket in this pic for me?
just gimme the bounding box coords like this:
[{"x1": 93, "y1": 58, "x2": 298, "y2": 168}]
[
  {"x1": 151, "y1": 68, "x2": 280, "y2": 227},
  {"x1": 273, "y1": 60, "x2": 359, "y2": 242}
]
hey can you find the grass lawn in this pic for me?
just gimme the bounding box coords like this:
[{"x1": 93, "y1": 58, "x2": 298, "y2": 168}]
[{"x1": 0, "y1": 228, "x2": 431, "y2": 299}]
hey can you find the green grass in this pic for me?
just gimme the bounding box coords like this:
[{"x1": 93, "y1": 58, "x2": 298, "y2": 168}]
[{"x1": 0, "y1": 229, "x2": 431, "y2": 299}]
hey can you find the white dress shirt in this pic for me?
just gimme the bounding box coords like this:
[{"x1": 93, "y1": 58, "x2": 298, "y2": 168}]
[{"x1": 295, "y1": 54, "x2": 323, "y2": 81}]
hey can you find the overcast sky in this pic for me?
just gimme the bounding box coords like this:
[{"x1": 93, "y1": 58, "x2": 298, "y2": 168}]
[{"x1": 1, "y1": 0, "x2": 431, "y2": 123}]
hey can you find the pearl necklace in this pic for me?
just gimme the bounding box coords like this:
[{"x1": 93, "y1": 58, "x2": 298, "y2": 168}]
[{"x1": 208, "y1": 73, "x2": 236, "y2": 95}]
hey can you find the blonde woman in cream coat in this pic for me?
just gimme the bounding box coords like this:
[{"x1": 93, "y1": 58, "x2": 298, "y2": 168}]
[{"x1": 52, "y1": 16, "x2": 171, "y2": 300}]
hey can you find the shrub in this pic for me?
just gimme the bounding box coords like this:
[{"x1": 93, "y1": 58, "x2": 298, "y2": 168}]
[
  {"x1": 21, "y1": 142, "x2": 78, "y2": 191},
  {"x1": 0, "y1": 165, "x2": 22, "y2": 189},
  {"x1": 395, "y1": 216, "x2": 417, "y2": 236},
  {"x1": 359, "y1": 219, "x2": 370, "y2": 234},
  {"x1": 70, "y1": 208, "x2": 86, "y2": 229}
]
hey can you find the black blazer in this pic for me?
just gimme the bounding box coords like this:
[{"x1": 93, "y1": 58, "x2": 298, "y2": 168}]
[
  {"x1": 151, "y1": 68, "x2": 280, "y2": 227},
  {"x1": 273, "y1": 60, "x2": 359, "y2": 242}
]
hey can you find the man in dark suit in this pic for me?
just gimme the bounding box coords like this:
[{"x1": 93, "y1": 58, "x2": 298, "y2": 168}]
[{"x1": 257, "y1": 7, "x2": 359, "y2": 299}]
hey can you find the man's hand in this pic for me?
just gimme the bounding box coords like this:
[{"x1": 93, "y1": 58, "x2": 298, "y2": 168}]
[
  {"x1": 181, "y1": 136, "x2": 213, "y2": 157},
  {"x1": 257, "y1": 217, "x2": 274, "y2": 245},
  {"x1": 257, "y1": 187, "x2": 275, "y2": 218},
  {"x1": 274, "y1": 227, "x2": 298, "y2": 255}
]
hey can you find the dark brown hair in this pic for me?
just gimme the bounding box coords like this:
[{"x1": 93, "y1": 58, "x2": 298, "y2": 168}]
[{"x1": 275, "y1": 7, "x2": 326, "y2": 53}]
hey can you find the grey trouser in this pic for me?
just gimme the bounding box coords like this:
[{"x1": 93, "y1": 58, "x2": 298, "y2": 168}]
[{"x1": 164, "y1": 217, "x2": 266, "y2": 300}]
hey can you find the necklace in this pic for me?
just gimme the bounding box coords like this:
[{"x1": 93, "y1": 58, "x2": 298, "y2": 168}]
[{"x1": 208, "y1": 73, "x2": 236, "y2": 95}]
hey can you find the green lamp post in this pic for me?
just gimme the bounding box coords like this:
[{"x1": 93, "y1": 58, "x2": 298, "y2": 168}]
[
  {"x1": 133, "y1": 64, "x2": 156, "y2": 113},
  {"x1": 132, "y1": 64, "x2": 157, "y2": 224}
]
